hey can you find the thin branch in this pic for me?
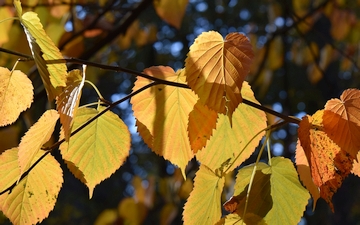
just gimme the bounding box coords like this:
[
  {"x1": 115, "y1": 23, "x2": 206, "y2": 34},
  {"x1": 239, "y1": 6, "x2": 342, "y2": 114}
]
[
  {"x1": 0, "y1": 81, "x2": 157, "y2": 196},
  {"x1": 0, "y1": 47, "x2": 32, "y2": 60}
]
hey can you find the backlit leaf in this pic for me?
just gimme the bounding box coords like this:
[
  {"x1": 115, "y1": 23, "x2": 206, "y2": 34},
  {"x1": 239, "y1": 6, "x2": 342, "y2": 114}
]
[
  {"x1": 0, "y1": 148, "x2": 63, "y2": 225},
  {"x1": 0, "y1": 7, "x2": 14, "y2": 46},
  {"x1": 0, "y1": 67, "x2": 33, "y2": 127},
  {"x1": 0, "y1": 148, "x2": 20, "y2": 193},
  {"x1": 196, "y1": 82, "x2": 266, "y2": 173},
  {"x1": 323, "y1": 88, "x2": 360, "y2": 158},
  {"x1": 18, "y1": 110, "x2": 59, "y2": 177},
  {"x1": 224, "y1": 157, "x2": 309, "y2": 224},
  {"x1": 131, "y1": 66, "x2": 198, "y2": 174},
  {"x1": 185, "y1": 31, "x2": 254, "y2": 119},
  {"x1": 59, "y1": 107, "x2": 131, "y2": 198},
  {"x1": 15, "y1": 0, "x2": 67, "y2": 100},
  {"x1": 153, "y1": 0, "x2": 188, "y2": 29},
  {"x1": 56, "y1": 69, "x2": 85, "y2": 141},
  {"x1": 183, "y1": 165, "x2": 225, "y2": 225},
  {"x1": 188, "y1": 101, "x2": 218, "y2": 153},
  {"x1": 215, "y1": 214, "x2": 243, "y2": 225},
  {"x1": 295, "y1": 140, "x2": 320, "y2": 210},
  {"x1": 298, "y1": 110, "x2": 354, "y2": 211}
]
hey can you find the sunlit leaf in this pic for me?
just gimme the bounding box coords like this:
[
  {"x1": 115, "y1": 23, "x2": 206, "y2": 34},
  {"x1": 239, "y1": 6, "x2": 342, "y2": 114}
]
[
  {"x1": 0, "y1": 67, "x2": 33, "y2": 127},
  {"x1": 295, "y1": 140, "x2": 320, "y2": 210},
  {"x1": 153, "y1": 0, "x2": 189, "y2": 29},
  {"x1": 118, "y1": 197, "x2": 147, "y2": 224},
  {"x1": 18, "y1": 110, "x2": 59, "y2": 177},
  {"x1": 323, "y1": 88, "x2": 360, "y2": 158},
  {"x1": 56, "y1": 69, "x2": 85, "y2": 141},
  {"x1": 183, "y1": 165, "x2": 225, "y2": 225},
  {"x1": 0, "y1": 148, "x2": 20, "y2": 193},
  {"x1": 14, "y1": 0, "x2": 67, "y2": 100},
  {"x1": 298, "y1": 110, "x2": 354, "y2": 211},
  {"x1": 215, "y1": 214, "x2": 243, "y2": 225},
  {"x1": 188, "y1": 101, "x2": 218, "y2": 153},
  {"x1": 59, "y1": 107, "x2": 131, "y2": 198},
  {"x1": 185, "y1": 31, "x2": 254, "y2": 119},
  {"x1": 224, "y1": 157, "x2": 309, "y2": 224},
  {"x1": 131, "y1": 66, "x2": 198, "y2": 174},
  {"x1": 196, "y1": 82, "x2": 266, "y2": 173},
  {"x1": 0, "y1": 148, "x2": 63, "y2": 225}
]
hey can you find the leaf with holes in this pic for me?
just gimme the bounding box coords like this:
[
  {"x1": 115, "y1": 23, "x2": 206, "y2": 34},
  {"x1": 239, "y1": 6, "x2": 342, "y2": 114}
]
[
  {"x1": 298, "y1": 110, "x2": 354, "y2": 211},
  {"x1": 0, "y1": 67, "x2": 33, "y2": 127},
  {"x1": 0, "y1": 148, "x2": 63, "y2": 225},
  {"x1": 185, "y1": 31, "x2": 254, "y2": 120},
  {"x1": 59, "y1": 107, "x2": 131, "y2": 198}
]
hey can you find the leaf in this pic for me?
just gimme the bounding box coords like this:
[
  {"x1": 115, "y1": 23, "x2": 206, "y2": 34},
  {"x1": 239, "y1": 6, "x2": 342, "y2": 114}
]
[
  {"x1": 18, "y1": 109, "x2": 59, "y2": 177},
  {"x1": 118, "y1": 197, "x2": 147, "y2": 224},
  {"x1": 188, "y1": 101, "x2": 218, "y2": 153},
  {"x1": 153, "y1": 0, "x2": 189, "y2": 29},
  {"x1": 323, "y1": 88, "x2": 360, "y2": 158},
  {"x1": 185, "y1": 31, "x2": 254, "y2": 119},
  {"x1": 0, "y1": 148, "x2": 20, "y2": 193},
  {"x1": 0, "y1": 148, "x2": 63, "y2": 225},
  {"x1": 215, "y1": 214, "x2": 244, "y2": 225},
  {"x1": 15, "y1": 0, "x2": 67, "y2": 100},
  {"x1": 196, "y1": 82, "x2": 267, "y2": 173},
  {"x1": 59, "y1": 107, "x2": 131, "y2": 198},
  {"x1": 183, "y1": 164, "x2": 225, "y2": 225},
  {"x1": 298, "y1": 110, "x2": 354, "y2": 211},
  {"x1": 56, "y1": 69, "x2": 85, "y2": 141},
  {"x1": 0, "y1": 7, "x2": 14, "y2": 46},
  {"x1": 224, "y1": 157, "x2": 309, "y2": 224},
  {"x1": 131, "y1": 66, "x2": 198, "y2": 174},
  {"x1": 295, "y1": 140, "x2": 320, "y2": 210},
  {"x1": 0, "y1": 67, "x2": 34, "y2": 127}
]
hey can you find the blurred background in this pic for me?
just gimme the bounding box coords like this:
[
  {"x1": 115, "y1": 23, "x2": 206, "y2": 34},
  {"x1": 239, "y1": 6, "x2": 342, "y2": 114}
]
[{"x1": 1, "y1": 0, "x2": 360, "y2": 224}]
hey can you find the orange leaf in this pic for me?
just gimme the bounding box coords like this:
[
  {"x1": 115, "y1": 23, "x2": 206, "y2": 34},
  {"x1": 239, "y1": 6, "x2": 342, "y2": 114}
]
[
  {"x1": 298, "y1": 110, "x2": 354, "y2": 211},
  {"x1": 185, "y1": 31, "x2": 254, "y2": 120},
  {"x1": 131, "y1": 66, "x2": 198, "y2": 174},
  {"x1": 352, "y1": 152, "x2": 360, "y2": 177},
  {"x1": 0, "y1": 148, "x2": 63, "y2": 225},
  {"x1": 0, "y1": 67, "x2": 34, "y2": 127},
  {"x1": 18, "y1": 110, "x2": 59, "y2": 177},
  {"x1": 153, "y1": 0, "x2": 188, "y2": 29},
  {"x1": 188, "y1": 101, "x2": 218, "y2": 153},
  {"x1": 56, "y1": 69, "x2": 85, "y2": 141},
  {"x1": 295, "y1": 140, "x2": 320, "y2": 210},
  {"x1": 323, "y1": 88, "x2": 360, "y2": 158}
]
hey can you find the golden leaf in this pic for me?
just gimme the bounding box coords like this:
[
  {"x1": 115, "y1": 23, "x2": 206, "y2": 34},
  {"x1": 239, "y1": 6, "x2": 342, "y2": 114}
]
[
  {"x1": 0, "y1": 67, "x2": 33, "y2": 127},
  {"x1": 154, "y1": 0, "x2": 189, "y2": 29},
  {"x1": 185, "y1": 31, "x2": 254, "y2": 119}
]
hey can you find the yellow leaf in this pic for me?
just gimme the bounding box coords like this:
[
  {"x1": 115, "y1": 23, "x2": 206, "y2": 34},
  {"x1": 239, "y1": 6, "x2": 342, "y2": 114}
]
[
  {"x1": 154, "y1": 0, "x2": 188, "y2": 29},
  {"x1": 196, "y1": 82, "x2": 267, "y2": 173},
  {"x1": 188, "y1": 101, "x2": 218, "y2": 153},
  {"x1": 183, "y1": 164, "x2": 225, "y2": 225},
  {"x1": 59, "y1": 107, "x2": 131, "y2": 198},
  {"x1": 56, "y1": 69, "x2": 85, "y2": 141},
  {"x1": 185, "y1": 31, "x2": 254, "y2": 119},
  {"x1": 215, "y1": 214, "x2": 243, "y2": 225},
  {"x1": 0, "y1": 148, "x2": 63, "y2": 225},
  {"x1": 0, "y1": 148, "x2": 19, "y2": 193},
  {"x1": 224, "y1": 157, "x2": 309, "y2": 224},
  {"x1": 118, "y1": 197, "x2": 147, "y2": 225},
  {"x1": 15, "y1": 0, "x2": 67, "y2": 100},
  {"x1": 94, "y1": 209, "x2": 118, "y2": 225},
  {"x1": 131, "y1": 66, "x2": 197, "y2": 174},
  {"x1": 18, "y1": 110, "x2": 59, "y2": 177},
  {"x1": 0, "y1": 67, "x2": 34, "y2": 126}
]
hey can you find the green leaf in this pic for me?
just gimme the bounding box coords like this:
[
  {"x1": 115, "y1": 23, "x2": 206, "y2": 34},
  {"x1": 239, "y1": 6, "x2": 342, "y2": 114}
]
[
  {"x1": 14, "y1": 0, "x2": 67, "y2": 100},
  {"x1": 0, "y1": 148, "x2": 63, "y2": 225},
  {"x1": 183, "y1": 165, "x2": 225, "y2": 225},
  {"x1": 226, "y1": 157, "x2": 310, "y2": 224},
  {"x1": 196, "y1": 82, "x2": 267, "y2": 173},
  {"x1": 59, "y1": 107, "x2": 131, "y2": 198}
]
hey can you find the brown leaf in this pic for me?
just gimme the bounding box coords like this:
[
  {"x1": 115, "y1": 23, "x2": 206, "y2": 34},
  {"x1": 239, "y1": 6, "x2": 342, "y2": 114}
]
[{"x1": 298, "y1": 110, "x2": 354, "y2": 211}]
